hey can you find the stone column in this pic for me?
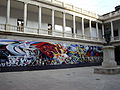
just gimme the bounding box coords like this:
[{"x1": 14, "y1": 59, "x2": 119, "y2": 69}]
[
  {"x1": 23, "y1": 3, "x2": 28, "y2": 33},
  {"x1": 82, "y1": 17, "x2": 85, "y2": 39},
  {"x1": 52, "y1": 9, "x2": 54, "y2": 31},
  {"x1": 111, "y1": 21, "x2": 114, "y2": 41},
  {"x1": 102, "y1": 24, "x2": 105, "y2": 38},
  {"x1": 96, "y1": 22, "x2": 99, "y2": 40},
  {"x1": 38, "y1": 6, "x2": 41, "y2": 34},
  {"x1": 102, "y1": 46, "x2": 117, "y2": 68},
  {"x1": 63, "y1": 12, "x2": 66, "y2": 37},
  {"x1": 6, "y1": 0, "x2": 10, "y2": 24},
  {"x1": 73, "y1": 15, "x2": 76, "y2": 38},
  {"x1": 24, "y1": 3, "x2": 27, "y2": 27},
  {"x1": 51, "y1": 0, "x2": 54, "y2": 2},
  {"x1": 89, "y1": 20, "x2": 92, "y2": 40}
]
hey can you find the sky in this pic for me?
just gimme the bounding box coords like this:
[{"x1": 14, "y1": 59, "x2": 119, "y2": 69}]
[{"x1": 60, "y1": 0, "x2": 120, "y2": 15}]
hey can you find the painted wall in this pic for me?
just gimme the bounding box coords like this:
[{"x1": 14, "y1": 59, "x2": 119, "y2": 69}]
[{"x1": 0, "y1": 39, "x2": 103, "y2": 67}]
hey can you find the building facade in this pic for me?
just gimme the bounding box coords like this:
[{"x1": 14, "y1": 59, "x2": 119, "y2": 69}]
[{"x1": 0, "y1": 0, "x2": 120, "y2": 68}]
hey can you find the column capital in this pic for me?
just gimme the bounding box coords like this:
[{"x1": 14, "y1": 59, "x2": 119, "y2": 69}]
[
  {"x1": 89, "y1": 19, "x2": 92, "y2": 23},
  {"x1": 38, "y1": 6, "x2": 42, "y2": 8},
  {"x1": 82, "y1": 17, "x2": 84, "y2": 20},
  {"x1": 52, "y1": 9, "x2": 55, "y2": 11},
  {"x1": 110, "y1": 21, "x2": 113, "y2": 23},
  {"x1": 63, "y1": 12, "x2": 66, "y2": 14},
  {"x1": 24, "y1": 2, "x2": 28, "y2": 4}
]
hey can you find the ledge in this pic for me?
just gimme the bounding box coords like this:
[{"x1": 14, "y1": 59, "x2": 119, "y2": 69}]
[
  {"x1": 0, "y1": 31, "x2": 104, "y2": 44},
  {"x1": 94, "y1": 67, "x2": 120, "y2": 74}
]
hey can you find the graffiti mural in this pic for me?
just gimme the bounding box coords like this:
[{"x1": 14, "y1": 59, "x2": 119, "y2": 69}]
[{"x1": 0, "y1": 39, "x2": 103, "y2": 67}]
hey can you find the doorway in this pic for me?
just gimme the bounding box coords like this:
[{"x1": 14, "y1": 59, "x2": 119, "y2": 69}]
[{"x1": 115, "y1": 46, "x2": 120, "y2": 65}]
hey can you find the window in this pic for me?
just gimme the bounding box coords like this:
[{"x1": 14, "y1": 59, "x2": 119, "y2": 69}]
[
  {"x1": 114, "y1": 30, "x2": 118, "y2": 37},
  {"x1": 17, "y1": 19, "x2": 24, "y2": 32},
  {"x1": 48, "y1": 24, "x2": 52, "y2": 35}
]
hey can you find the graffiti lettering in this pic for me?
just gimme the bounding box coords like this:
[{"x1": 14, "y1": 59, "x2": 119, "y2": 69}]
[{"x1": 0, "y1": 39, "x2": 103, "y2": 67}]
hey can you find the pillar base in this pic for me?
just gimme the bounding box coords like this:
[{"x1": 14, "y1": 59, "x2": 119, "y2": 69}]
[
  {"x1": 102, "y1": 46, "x2": 117, "y2": 68},
  {"x1": 94, "y1": 67, "x2": 120, "y2": 74}
]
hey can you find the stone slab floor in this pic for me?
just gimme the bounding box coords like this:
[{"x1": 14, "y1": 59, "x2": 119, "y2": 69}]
[{"x1": 0, "y1": 66, "x2": 120, "y2": 90}]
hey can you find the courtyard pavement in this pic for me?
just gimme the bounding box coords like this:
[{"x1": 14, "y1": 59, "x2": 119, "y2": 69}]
[{"x1": 0, "y1": 66, "x2": 120, "y2": 90}]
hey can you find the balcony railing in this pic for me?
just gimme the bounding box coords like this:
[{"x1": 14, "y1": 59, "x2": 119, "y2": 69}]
[
  {"x1": 0, "y1": 24, "x2": 104, "y2": 42},
  {"x1": 0, "y1": 24, "x2": 5, "y2": 31},
  {"x1": 114, "y1": 36, "x2": 119, "y2": 40},
  {"x1": 24, "y1": 27, "x2": 38, "y2": 34},
  {"x1": 100, "y1": 10, "x2": 120, "y2": 20},
  {"x1": 37, "y1": 0, "x2": 98, "y2": 18},
  {"x1": 76, "y1": 34, "x2": 83, "y2": 39}
]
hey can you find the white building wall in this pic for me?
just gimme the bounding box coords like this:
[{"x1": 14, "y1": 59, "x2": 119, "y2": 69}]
[
  {"x1": 10, "y1": 8, "x2": 23, "y2": 26},
  {"x1": 27, "y1": 11, "x2": 38, "y2": 28},
  {"x1": 76, "y1": 22, "x2": 82, "y2": 35},
  {"x1": 66, "y1": 19, "x2": 73, "y2": 27},
  {"x1": 0, "y1": 6, "x2": 6, "y2": 24},
  {"x1": 55, "y1": 17, "x2": 63, "y2": 32},
  {"x1": 85, "y1": 27, "x2": 97, "y2": 38},
  {"x1": 84, "y1": 28, "x2": 90, "y2": 37},
  {"x1": 65, "y1": 19, "x2": 73, "y2": 33},
  {"x1": 91, "y1": 28, "x2": 97, "y2": 37},
  {"x1": 41, "y1": 23, "x2": 48, "y2": 30},
  {"x1": 0, "y1": 0, "x2": 106, "y2": 40},
  {"x1": 55, "y1": 25, "x2": 63, "y2": 32},
  {"x1": 55, "y1": 17, "x2": 62, "y2": 26},
  {"x1": 42, "y1": 14, "x2": 52, "y2": 24},
  {"x1": 99, "y1": 29, "x2": 102, "y2": 38}
]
